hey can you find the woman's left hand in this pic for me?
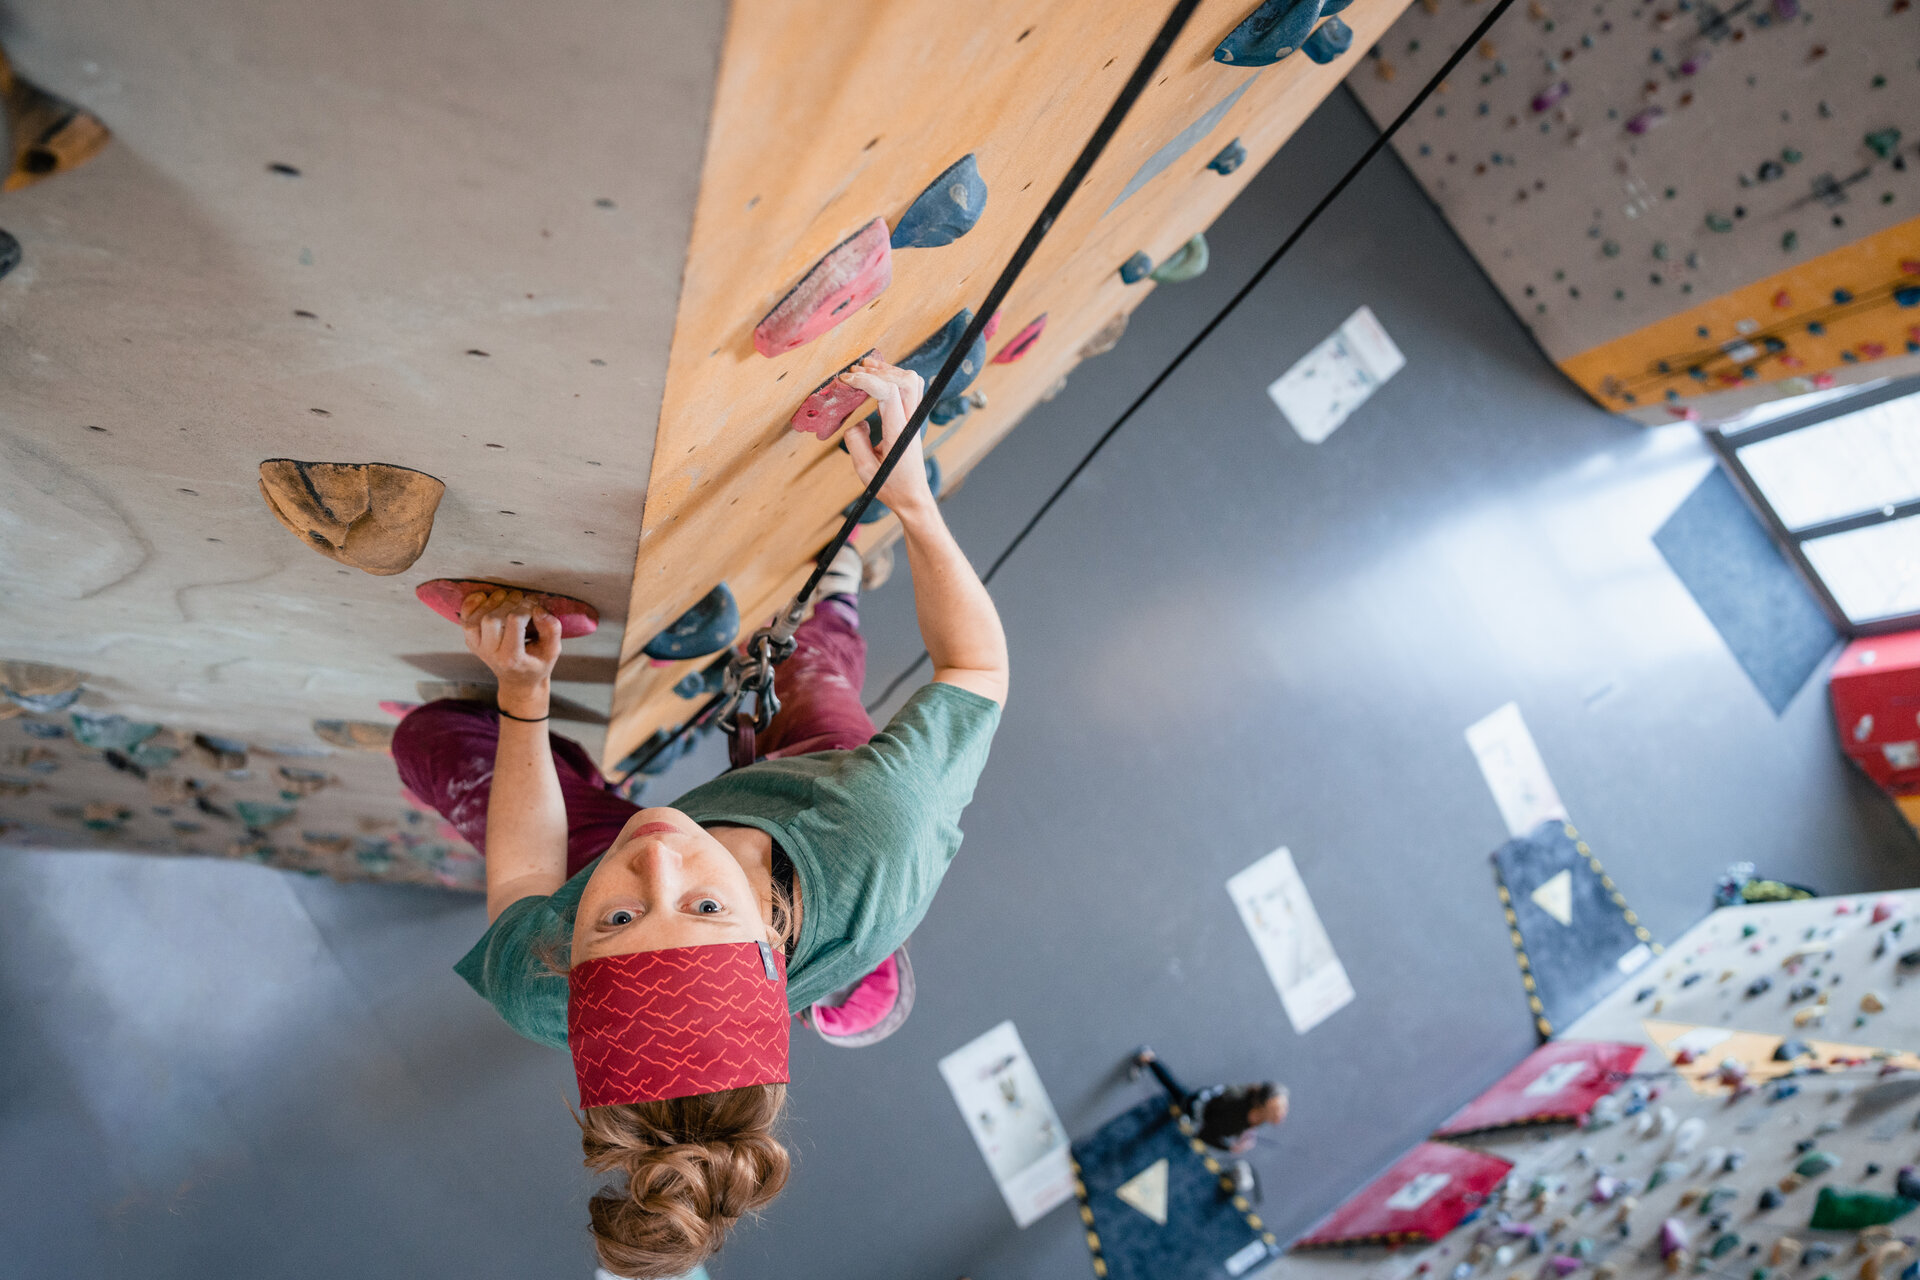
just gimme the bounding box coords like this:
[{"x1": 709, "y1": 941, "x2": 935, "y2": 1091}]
[{"x1": 460, "y1": 588, "x2": 562, "y2": 717}]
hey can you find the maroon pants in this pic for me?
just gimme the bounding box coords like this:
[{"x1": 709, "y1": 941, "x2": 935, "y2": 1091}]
[{"x1": 392, "y1": 597, "x2": 875, "y2": 877}]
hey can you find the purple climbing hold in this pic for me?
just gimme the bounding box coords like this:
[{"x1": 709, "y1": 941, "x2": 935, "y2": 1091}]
[
  {"x1": 1302, "y1": 17, "x2": 1354, "y2": 64},
  {"x1": 753, "y1": 219, "x2": 892, "y2": 358},
  {"x1": 1679, "y1": 51, "x2": 1709, "y2": 76},
  {"x1": 789, "y1": 350, "x2": 877, "y2": 439},
  {"x1": 891, "y1": 154, "x2": 987, "y2": 250},
  {"x1": 1533, "y1": 82, "x2": 1571, "y2": 112},
  {"x1": 1626, "y1": 107, "x2": 1667, "y2": 135},
  {"x1": 1208, "y1": 138, "x2": 1248, "y2": 175},
  {"x1": 1215, "y1": 0, "x2": 1324, "y2": 66},
  {"x1": 1659, "y1": 1219, "x2": 1690, "y2": 1260},
  {"x1": 1120, "y1": 252, "x2": 1153, "y2": 284},
  {"x1": 1773, "y1": 0, "x2": 1799, "y2": 17},
  {"x1": 1549, "y1": 1257, "x2": 1580, "y2": 1277},
  {"x1": 0, "y1": 229, "x2": 18, "y2": 281}
]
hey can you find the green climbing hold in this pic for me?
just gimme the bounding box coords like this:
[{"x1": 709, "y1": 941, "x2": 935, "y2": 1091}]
[
  {"x1": 1807, "y1": 1188, "x2": 1917, "y2": 1230},
  {"x1": 1794, "y1": 1152, "x2": 1841, "y2": 1178},
  {"x1": 1711, "y1": 1235, "x2": 1742, "y2": 1258},
  {"x1": 1782, "y1": 148, "x2": 1802, "y2": 164},
  {"x1": 1866, "y1": 129, "x2": 1902, "y2": 160},
  {"x1": 1783, "y1": 231, "x2": 1799, "y2": 251},
  {"x1": 1705, "y1": 214, "x2": 1734, "y2": 233},
  {"x1": 235, "y1": 800, "x2": 297, "y2": 830},
  {"x1": 1150, "y1": 234, "x2": 1209, "y2": 283},
  {"x1": 1652, "y1": 241, "x2": 1669, "y2": 260},
  {"x1": 1602, "y1": 240, "x2": 1621, "y2": 257}
]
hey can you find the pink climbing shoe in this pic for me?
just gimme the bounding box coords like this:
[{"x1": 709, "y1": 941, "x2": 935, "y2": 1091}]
[
  {"x1": 414, "y1": 579, "x2": 599, "y2": 638},
  {"x1": 799, "y1": 946, "x2": 916, "y2": 1047}
]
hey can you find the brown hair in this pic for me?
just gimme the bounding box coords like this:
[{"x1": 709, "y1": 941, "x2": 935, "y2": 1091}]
[{"x1": 578, "y1": 1085, "x2": 790, "y2": 1278}]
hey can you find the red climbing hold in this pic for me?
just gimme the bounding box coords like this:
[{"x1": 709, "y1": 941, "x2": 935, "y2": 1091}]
[
  {"x1": 992, "y1": 314, "x2": 1047, "y2": 364},
  {"x1": 1772, "y1": 289, "x2": 1793, "y2": 309},
  {"x1": 414, "y1": 579, "x2": 599, "y2": 637},
  {"x1": 789, "y1": 350, "x2": 877, "y2": 439},
  {"x1": 753, "y1": 219, "x2": 892, "y2": 358}
]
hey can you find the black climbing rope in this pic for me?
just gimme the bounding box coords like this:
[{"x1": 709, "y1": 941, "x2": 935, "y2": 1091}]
[
  {"x1": 863, "y1": 0, "x2": 1522, "y2": 714},
  {"x1": 618, "y1": 0, "x2": 1207, "y2": 778}
]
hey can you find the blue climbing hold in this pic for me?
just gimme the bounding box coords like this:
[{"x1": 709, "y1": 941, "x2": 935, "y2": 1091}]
[
  {"x1": 857, "y1": 310, "x2": 987, "y2": 443},
  {"x1": 1302, "y1": 16, "x2": 1354, "y2": 63},
  {"x1": 617, "y1": 726, "x2": 700, "y2": 779},
  {"x1": 1896, "y1": 286, "x2": 1920, "y2": 308},
  {"x1": 22, "y1": 721, "x2": 65, "y2": 739},
  {"x1": 1215, "y1": 0, "x2": 1324, "y2": 66},
  {"x1": 1319, "y1": 0, "x2": 1353, "y2": 11},
  {"x1": 672, "y1": 656, "x2": 730, "y2": 701},
  {"x1": 1207, "y1": 138, "x2": 1248, "y2": 175},
  {"x1": 891, "y1": 154, "x2": 987, "y2": 250},
  {"x1": 849, "y1": 456, "x2": 942, "y2": 525},
  {"x1": 1119, "y1": 252, "x2": 1153, "y2": 284},
  {"x1": 643, "y1": 584, "x2": 739, "y2": 661},
  {"x1": 929, "y1": 395, "x2": 972, "y2": 426}
]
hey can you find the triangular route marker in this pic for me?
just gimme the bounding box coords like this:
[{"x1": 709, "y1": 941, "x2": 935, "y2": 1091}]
[
  {"x1": 1530, "y1": 869, "x2": 1574, "y2": 925},
  {"x1": 1115, "y1": 1157, "x2": 1169, "y2": 1225}
]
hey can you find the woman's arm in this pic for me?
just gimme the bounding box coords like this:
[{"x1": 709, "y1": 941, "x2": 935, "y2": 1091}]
[
  {"x1": 841, "y1": 358, "x2": 1010, "y2": 705},
  {"x1": 461, "y1": 590, "x2": 570, "y2": 920}
]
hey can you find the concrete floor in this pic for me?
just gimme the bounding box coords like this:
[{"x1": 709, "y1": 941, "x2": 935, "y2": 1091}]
[{"x1": 3, "y1": 90, "x2": 1914, "y2": 1280}]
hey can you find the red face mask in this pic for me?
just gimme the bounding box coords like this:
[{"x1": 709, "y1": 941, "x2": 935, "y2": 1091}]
[{"x1": 568, "y1": 941, "x2": 790, "y2": 1108}]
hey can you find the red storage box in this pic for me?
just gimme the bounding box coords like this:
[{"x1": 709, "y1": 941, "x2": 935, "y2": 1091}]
[{"x1": 1830, "y1": 630, "x2": 1920, "y2": 790}]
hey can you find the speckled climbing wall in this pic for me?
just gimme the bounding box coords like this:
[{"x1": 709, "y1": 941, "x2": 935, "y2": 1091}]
[
  {"x1": 605, "y1": 0, "x2": 1416, "y2": 769},
  {"x1": 0, "y1": 0, "x2": 724, "y2": 881},
  {"x1": 1273, "y1": 888, "x2": 1920, "y2": 1274},
  {"x1": 1345, "y1": 0, "x2": 1920, "y2": 417}
]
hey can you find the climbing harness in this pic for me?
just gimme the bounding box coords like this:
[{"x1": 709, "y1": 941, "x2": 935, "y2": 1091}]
[
  {"x1": 625, "y1": 0, "x2": 1208, "y2": 778},
  {"x1": 630, "y1": 0, "x2": 1521, "y2": 777},
  {"x1": 864, "y1": 0, "x2": 1522, "y2": 714}
]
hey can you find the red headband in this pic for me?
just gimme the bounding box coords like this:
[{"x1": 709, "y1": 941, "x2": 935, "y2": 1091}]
[{"x1": 568, "y1": 942, "x2": 790, "y2": 1108}]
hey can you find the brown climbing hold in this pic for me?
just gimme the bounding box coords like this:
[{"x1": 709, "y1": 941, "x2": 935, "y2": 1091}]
[
  {"x1": 259, "y1": 460, "x2": 444, "y2": 576},
  {"x1": 311, "y1": 719, "x2": 394, "y2": 752},
  {"x1": 0, "y1": 659, "x2": 86, "y2": 712},
  {"x1": 0, "y1": 45, "x2": 111, "y2": 191},
  {"x1": 1861, "y1": 991, "x2": 1885, "y2": 1013},
  {"x1": 1079, "y1": 311, "x2": 1129, "y2": 359}
]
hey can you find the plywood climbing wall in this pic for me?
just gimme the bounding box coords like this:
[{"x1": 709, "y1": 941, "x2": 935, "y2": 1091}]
[
  {"x1": 1344, "y1": 0, "x2": 1920, "y2": 414},
  {"x1": 606, "y1": 0, "x2": 1416, "y2": 769}
]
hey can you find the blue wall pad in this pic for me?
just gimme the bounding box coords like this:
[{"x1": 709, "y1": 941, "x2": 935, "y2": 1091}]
[
  {"x1": 642, "y1": 583, "x2": 739, "y2": 661},
  {"x1": 1653, "y1": 466, "x2": 1838, "y2": 715},
  {"x1": 1072, "y1": 1097, "x2": 1278, "y2": 1280},
  {"x1": 1491, "y1": 820, "x2": 1660, "y2": 1040},
  {"x1": 891, "y1": 154, "x2": 987, "y2": 249}
]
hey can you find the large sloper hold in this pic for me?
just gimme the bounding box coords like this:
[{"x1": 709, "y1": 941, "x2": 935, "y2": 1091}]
[
  {"x1": 1214, "y1": 0, "x2": 1325, "y2": 66},
  {"x1": 753, "y1": 218, "x2": 892, "y2": 358},
  {"x1": 0, "y1": 659, "x2": 85, "y2": 712},
  {"x1": 891, "y1": 154, "x2": 987, "y2": 249},
  {"x1": 1493, "y1": 820, "x2": 1657, "y2": 1039},
  {"x1": 258, "y1": 460, "x2": 445, "y2": 576},
  {"x1": 414, "y1": 579, "x2": 599, "y2": 638},
  {"x1": 1433, "y1": 1041, "x2": 1645, "y2": 1136},
  {"x1": 643, "y1": 583, "x2": 739, "y2": 661},
  {"x1": 0, "y1": 44, "x2": 111, "y2": 191},
  {"x1": 1293, "y1": 1141, "x2": 1514, "y2": 1248},
  {"x1": 1149, "y1": 235, "x2": 1209, "y2": 284},
  {"x1": 1071, "y1": 1096, "x2": 1277, "y2": 1280}
]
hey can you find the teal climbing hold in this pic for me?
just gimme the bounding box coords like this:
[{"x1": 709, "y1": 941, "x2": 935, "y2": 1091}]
[
  {"x1": 71, "y1": 710, "x2": 162, "y2": 754},
  {"x1": 1794, "y1": 1152, "x2": 1841, "y2": 1178},
  {"x1": 1215, "y1": 0, "x2": 1324, "y2": 66},
  {"x1": 892, "y1": 154, "x2": 987, "y2": 249},
  {"x1": 235, "y1": 800, "x2": 296, "y2": 830},
  {"x1": 1150, "y1": 234, "x2": 1209, "y2": 283},
  {"x1": 643, "y1": 584, "x2": 739, "y2": 661},
  {"x1": 1120, "y1": 252, "x2": 1153, "y2": 284},
  {"x1": 1207, "y1": 138, "x2": 1248, "y2": 175},
  {"x1": 1302, "y1": 17, "x2": 1354, "y2": 63},
  {"x1": 1866, "y1": 129, "x2": 1902, "y2": 161}
]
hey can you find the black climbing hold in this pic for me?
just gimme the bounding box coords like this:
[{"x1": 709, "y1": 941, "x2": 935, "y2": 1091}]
[
  {"x1": 0, "y1": 229, "x2": 19, "y2": 281},
  {"x1": 891, "y1": 154, "x2": 987, "y2": 250},
  {"x1": 1120, "y1": 251, "x2": 1153, "y2": 284},
  {"x1": 1896, "y1": 1166, "x2": 1920, "y2": 1200},
  {"x1": 1897, "y1": 947, "x2": 1920, "y2": 971},
  {"x1": 1303, "y1": 16, "x2": 1355, "y2": 63},
  {"x1": 1745, "y1": 975, "x2": 1772, "y2": 997},
  {"x1": 642, "y1": 584, "x2": 739, "y2": 661},
  {"x1": 1216, "y1": 0, "x2": 1324, "y2": 66},
  {"x1": 267, "y1": 162, "x2": 301, "y2": 177},
  {"x1": 1757, "y1": 1188, "x2": 1783, "y2": 1210},
  {"x1": 1208, "y1": 138, "x2": 1248, "y2": 175}
]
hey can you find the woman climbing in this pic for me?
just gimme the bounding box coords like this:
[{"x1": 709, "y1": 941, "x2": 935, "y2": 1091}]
[{"x1": 391, "y1": 356, "x2": 1008, "y2": 1279}]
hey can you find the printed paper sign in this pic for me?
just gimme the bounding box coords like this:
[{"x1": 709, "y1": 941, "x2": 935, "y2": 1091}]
[
  {"x1": 1385, "y1": 1172, "x2": 1453, "y2": 1211},
  {"x1": 1465, "y1": 702, "x2": 1569, "y2": 838},
  {"x1": 1227, "y1": 847, "x2": 1355, "y2": 1035},
  {"x1": 1266, "y1": 305, "x2": 1406, "y2": 444},
  {"x1": 938, "y1": 1021, "x2": 1074, "y2": 1227}
]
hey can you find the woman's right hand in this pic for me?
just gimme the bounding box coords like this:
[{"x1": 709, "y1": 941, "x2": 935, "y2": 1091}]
[{"x1": 460, "y1": 588, "x2": 562, "y2": 716}]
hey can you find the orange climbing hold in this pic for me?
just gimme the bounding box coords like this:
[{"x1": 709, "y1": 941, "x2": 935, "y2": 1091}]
[{"x1": 414, "y1": 579, "x2": 599, "y2": 637}]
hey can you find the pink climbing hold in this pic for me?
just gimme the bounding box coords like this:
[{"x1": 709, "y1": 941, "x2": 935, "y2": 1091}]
[
  {"x1": 992, "y1": 314, "x2": 1048, "y2": 364},
  {"x1": 1549, "y1": 1257, "x2": 1580, "y2": 1277},
  {"x1": 379, "y1": 700, "x2": 421, "y2": 718},
  {"x1": 1872, "y1": 899, "x2": 1897, "y2": 923},
  {"x1": 414, "y1": 578, "x2": 599, "y2": 638},
  {"x1": 1532, "y1": 82, "x2": 1570, "y2": 112},
  {"x1": 983, "y1": 310, "x2": 1001, "y2": 342},
  {"x1": 789, "y1": 349, "x2": 877, "y2": 439},
  {"x1": 753, "y1": 218, "x2": 892, "y2": 358}
]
